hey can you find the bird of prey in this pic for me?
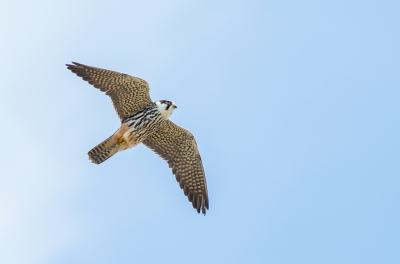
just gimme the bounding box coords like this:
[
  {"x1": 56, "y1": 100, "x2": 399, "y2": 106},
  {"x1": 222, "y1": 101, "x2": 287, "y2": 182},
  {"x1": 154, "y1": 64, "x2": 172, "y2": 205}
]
[{"x1": 66, "y1": 62, "x2": 209, "y2": 214}]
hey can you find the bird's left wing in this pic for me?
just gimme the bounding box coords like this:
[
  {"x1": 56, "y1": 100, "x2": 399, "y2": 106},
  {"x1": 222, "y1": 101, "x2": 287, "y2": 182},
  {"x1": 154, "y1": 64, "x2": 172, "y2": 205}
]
[
  {"x1": 66, "y1": 62, "x2": 152, "y2": 121},
  {"x1": 142, "y1": 120, "x2": 209, "y2": 215}
]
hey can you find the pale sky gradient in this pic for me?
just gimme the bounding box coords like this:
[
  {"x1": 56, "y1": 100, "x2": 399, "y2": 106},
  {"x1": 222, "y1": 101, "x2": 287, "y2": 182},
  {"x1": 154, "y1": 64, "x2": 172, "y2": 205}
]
[{"x1": 1, "y1": 1, "x2": 399, "y2": 263}]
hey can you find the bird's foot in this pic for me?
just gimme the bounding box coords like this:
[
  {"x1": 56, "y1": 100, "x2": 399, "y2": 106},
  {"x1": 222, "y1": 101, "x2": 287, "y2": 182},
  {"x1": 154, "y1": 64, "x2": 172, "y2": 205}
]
[{"x1": 116, "y1": 137, "x2": 126, "y2": 146}]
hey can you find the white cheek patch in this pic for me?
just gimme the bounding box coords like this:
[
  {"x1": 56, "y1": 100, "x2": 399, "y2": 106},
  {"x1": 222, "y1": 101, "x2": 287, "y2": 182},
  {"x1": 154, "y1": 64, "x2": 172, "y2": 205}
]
[
  {"x1": 156, "y1": 102, "x2": 164, "y2": 112},
  {"x1": 156, "y1": 101, "x2": 174, "y2": 119}
]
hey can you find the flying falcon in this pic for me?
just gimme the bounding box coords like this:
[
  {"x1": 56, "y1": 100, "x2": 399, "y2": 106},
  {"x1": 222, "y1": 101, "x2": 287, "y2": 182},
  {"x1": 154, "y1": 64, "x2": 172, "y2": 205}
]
[{"x1": 66, "y1": 62, "x2": 209, "y2": 215}]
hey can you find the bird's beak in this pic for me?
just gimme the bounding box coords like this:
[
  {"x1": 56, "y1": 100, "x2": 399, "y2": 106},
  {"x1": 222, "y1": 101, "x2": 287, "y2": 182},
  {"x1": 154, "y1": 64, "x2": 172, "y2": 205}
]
[{"x1": 173, "y1": 104, "x2": 178, "y2": 109}]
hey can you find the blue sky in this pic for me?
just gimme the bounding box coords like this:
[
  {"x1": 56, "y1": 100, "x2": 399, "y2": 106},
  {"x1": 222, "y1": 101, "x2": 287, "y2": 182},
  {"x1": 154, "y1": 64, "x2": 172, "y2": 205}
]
[{"x1": 1, "y1": 0, "x2": 399, "y2": 263}]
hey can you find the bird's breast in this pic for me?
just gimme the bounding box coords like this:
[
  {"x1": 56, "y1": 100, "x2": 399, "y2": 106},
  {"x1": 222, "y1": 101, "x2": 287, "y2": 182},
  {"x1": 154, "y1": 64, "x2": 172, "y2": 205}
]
[{"x1": 121, "y1": 109, "x2": 167, "y2": 148}]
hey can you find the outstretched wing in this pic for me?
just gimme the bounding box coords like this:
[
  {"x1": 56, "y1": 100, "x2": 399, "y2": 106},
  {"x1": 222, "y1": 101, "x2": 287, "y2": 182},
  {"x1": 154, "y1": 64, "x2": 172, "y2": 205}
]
[
  {"x1": 66, "y1": 62, "x2": 152, "y2": 121},
  {"x1": 142, "y1": 120, "x2": 209, "y2": 215}
]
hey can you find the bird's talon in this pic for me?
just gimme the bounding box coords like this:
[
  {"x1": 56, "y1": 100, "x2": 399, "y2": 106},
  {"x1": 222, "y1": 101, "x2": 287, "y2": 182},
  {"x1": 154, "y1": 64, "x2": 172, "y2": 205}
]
[{"x1": 116, "y1": 137, "x2": 126, "y2": 147}]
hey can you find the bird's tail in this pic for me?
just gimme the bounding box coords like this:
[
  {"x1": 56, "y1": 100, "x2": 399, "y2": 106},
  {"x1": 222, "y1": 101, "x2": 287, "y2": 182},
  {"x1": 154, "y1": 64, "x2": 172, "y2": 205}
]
[{"x1": 88, "y1": 135, "x2": 120, "y2": 164}]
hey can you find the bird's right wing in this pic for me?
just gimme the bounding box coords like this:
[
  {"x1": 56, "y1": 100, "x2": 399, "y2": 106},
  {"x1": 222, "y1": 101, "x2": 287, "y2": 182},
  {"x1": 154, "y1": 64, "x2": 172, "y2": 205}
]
[
  {"x1": 66, "y1": 62, "x2": 152, "y2": 121},
  {"x1": 142, "y1": 120, "x2": 209, "y2": 215}
]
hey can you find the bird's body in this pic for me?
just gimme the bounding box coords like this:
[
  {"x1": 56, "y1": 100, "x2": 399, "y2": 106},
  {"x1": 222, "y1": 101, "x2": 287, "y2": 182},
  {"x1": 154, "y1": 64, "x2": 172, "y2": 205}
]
[
  {"x1": 88, "y1": 101, "x2": 176, "y2": 164},
  {"x1": 66, "y1": 62, "x2": 209, "y2": 214},
  {"x1": 118, "y1": 102, "x2": 172, "y2": 147}
]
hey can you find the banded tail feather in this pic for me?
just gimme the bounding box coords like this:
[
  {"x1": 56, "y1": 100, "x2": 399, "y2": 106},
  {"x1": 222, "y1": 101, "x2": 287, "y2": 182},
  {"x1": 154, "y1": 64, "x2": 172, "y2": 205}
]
[{"x1": 88, "y1": 135, "x2": 120, "y2": 164}]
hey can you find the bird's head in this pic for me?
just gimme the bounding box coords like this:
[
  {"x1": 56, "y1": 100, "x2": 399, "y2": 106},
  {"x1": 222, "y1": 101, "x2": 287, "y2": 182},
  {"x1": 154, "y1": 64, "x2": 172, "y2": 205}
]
[{"x1": 156, "y1": 100, "x2": 178, "y2": 118}]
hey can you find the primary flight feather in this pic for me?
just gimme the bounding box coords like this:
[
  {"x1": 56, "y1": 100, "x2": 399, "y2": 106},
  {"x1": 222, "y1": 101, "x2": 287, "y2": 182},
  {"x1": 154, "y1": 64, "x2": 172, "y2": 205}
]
[{"x1": 66, "y1": 62, "x2": 209, "y2": 215}]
